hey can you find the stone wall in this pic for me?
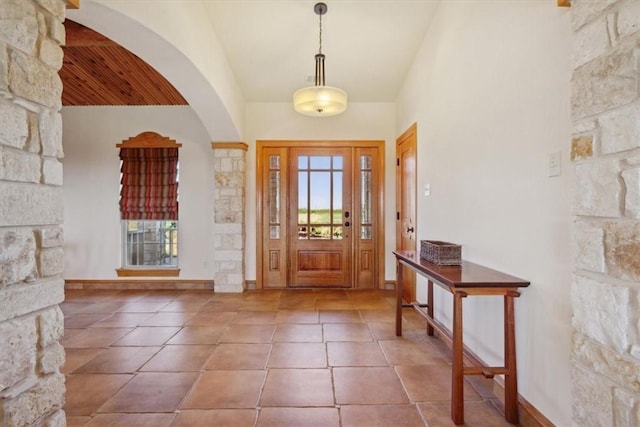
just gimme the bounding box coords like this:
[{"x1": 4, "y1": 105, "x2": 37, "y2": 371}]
[
  {"x1": 571, "y1": 0, "x2": 640, "y2": 425},
  {"x1": 0, "y1": 0, "x2": 66, "y2": 425},
  {"x1": 212, "y1": 144, "x2": 247, "y2": 293}
]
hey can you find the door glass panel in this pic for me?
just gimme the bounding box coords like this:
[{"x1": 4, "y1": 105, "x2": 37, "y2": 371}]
[
  {"x1": 310, "y1": 156, "x2": 331, "y2": 169},
  {"x1": 269, "y1": 171, "x2": 280, "y2": 224},
  {"x1": 298, "y1": 156, "x2": 308, "y2": 169},
  {"x1": 297, "y1": 155, "x2": 344, "y2": 240},
  {"x1": 360, "y1": 155, "x2": 371, "y2": 169},
  {"x1": 309, "y1": 226, "x2": 331, "y2": 240},
  {"x1": 332, "y1": 171, "x2": 343, "y2": 224},
  {"x1": 269, "y1": 155, "x2": 280, "y2": 169},
  {"x1": 310, "y1": 171, "x2": 330, "y2": 224},
  {"x1": 298, "y1": 171, "x2": 309, "y2": 227},
  {"x1": 268, "y1": 155, "x2": 281, "y2": 240},
  {"x1": 333, "y1": 226, "x2": 343, "y2": 240},
  {"x1": 360, "y1": 155, "x2": 372, "y2": 240},
  {"x1": 333, "y1": 156, "x2": 343, "y2": 169}
]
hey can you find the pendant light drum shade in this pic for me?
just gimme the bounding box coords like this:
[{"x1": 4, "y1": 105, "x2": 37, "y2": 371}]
[
  {"x1": 293, "y1": 2, "x2": 347, "y2": 117},
  {"x1": 293, "y1": 85, "x2": 347, "y2": 117}
]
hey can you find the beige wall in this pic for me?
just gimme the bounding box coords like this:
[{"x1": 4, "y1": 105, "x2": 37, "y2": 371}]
[
  {"x1": 396, "y1": 1, "x2": 573, "y2": 424},
  {"x1": 62, "y1": 106, "x2": 217, "y2": 280}
]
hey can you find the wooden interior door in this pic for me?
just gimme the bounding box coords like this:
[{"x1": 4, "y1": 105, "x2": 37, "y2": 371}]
[
  {"x1": 288, "y1": 147, "x2": 352, "y2": 287},
  {"x1": 396, "y1": 124, "x2": 417, "y2": 303}
]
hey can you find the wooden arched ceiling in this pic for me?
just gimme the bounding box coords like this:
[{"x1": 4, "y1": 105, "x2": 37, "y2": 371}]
[{"x1": 61, "y1": 20, "x2": 187, "y2": 106}]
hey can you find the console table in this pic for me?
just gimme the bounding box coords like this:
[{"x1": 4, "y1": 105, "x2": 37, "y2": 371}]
[{"x1": 393, "y1": 250, "x2": 530, "y2": 425}]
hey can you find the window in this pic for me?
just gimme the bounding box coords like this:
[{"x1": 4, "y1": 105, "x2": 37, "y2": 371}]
[{"x1": 116, "y1": 132, "x2": 181, "y2": 276}]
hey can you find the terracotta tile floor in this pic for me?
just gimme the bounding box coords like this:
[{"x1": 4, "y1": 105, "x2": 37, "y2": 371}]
[{"x1": 62, "y1": 289, "x2": 514, "y2": 426}]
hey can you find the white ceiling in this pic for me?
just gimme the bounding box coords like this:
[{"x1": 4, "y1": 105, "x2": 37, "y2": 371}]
[{"x1": 204, "y1": 1, "x2": 441, "y2": 103}]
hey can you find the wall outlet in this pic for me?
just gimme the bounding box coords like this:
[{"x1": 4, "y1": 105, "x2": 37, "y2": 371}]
[{"x1": 548, "y1": 151, "x2": 561, "y2": 177}]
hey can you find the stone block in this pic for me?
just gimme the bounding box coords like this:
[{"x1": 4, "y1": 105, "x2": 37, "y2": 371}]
[
  {"x1": 38, "y1": 305, "x2": 63, "y2": 347},
  {"x1": 43, "y1": 409, "x2": 66, "y2": 427},
  {"x1": 572, "y1": 220, "x2": 605, "y2": 272},
  {"x1": 0, "y1": 0, "x2": 38, "y2": 54},
  {"x1": 571, "y1": 45, "x2": 638, "y2": 120},
  {"x1": 0, "y1": 98, "x2": 29, "y2": 149},
  {"x1": 2, "y1": 373, "x2": 65, "y2": 426},
  {"x1": 571, "y1": 362, "x2": 614, "y2": 426},
  {"x1": 573, "y1": 333, "x2": 640, "y2": 394},
  {"x1": 0, "y1": 278, "x2": 65, "y2": 323},
  {"x1": 573, "y1": 17, "x2": 611, "y2": 68},
  {"x1": 0, "y1": 182, "x2": 63, "y2": 226},
  {"x1": 0, "y1": 146, "x2": 41, "y2": 183},
  {"x1": 213, "y1": 282, "x2": 244, "y2": 293},
  {"x1": 622, "y1": 168, "x2": 640, "y2": 219},
  {"x1": 34, "y1": 0, "x2": 65, "y2": 21},
  {"x1": 39, "y1": 341, "x2": 64, "y2": 374},
  {"x1": 48, "y1": 16, "x2": 65, "y2": 45},
  {"x1": 572, "y1": 275, "x2": 630, "y2": 353},
  {"x1": 574, "y1": 120, "x2": 597, "y2": 134},
  {"x1": 9, "y1": 49, "x2": 62, "y2": 109},
  {"x1": 38, "y1": 227, "x2": 63, "y2": 248},
  {"x1": 613, "y1": 387, "x2": 640, "y2": 427},
  {"x1": 39, "y1": 109, "x2": 63, "y2": 158},
  {"x1": 571, "y1": 0, "x2": 618, "y2": 31},
  {"x1": 604, "y1": 221, "x2": 640, "y2": 281},
  {"x1": 617, "y1": 0, "x2": 640, "y2": 40},
  {"x1": 27, "y1": 111, "x2": 41, "y2": 153},
  {"x1": 574, "y1": 158, "x2": 622, "y2": 217},
  {"x1": 42, "y1": 157, "x2": 62, "y2": 185},
  {"x1": 571, "y1": 135, "x2": 594, "y2": 161},
  {"x1": 39, "y1": 37, "x2": 63, "y2": 70},
  {"x1": 0, "y1": 229, "x2": 37, "y2": 286},
  {"x1": 0, "y1": 315, "x2": 37, "y2": 390},
  {"x1": 215, "y1": 171, "x2": 244, "y2": 188},
  {"x1": 215, "y1": 250, "x2": 243, "y2": 262},
  {"x1": 599, "y1": 103, "x2": 640, "y2": 154},
  {"x1": 0, "y1": 41, "x2": 8, "y2": 95},
  {"x1": 628, "y1": 154, "x2": 640, "y2": 166}
]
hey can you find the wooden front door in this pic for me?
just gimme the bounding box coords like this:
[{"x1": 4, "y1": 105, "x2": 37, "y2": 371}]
[
  {"x1": 257, "y1": 141, "x2": 384, "y2": 289},
  {"x1": 396, "y1": 124, "x2": 418, "y2": 303},
  {"x1": 289, "y1": 147, "x2": 352, "y2": 287}
]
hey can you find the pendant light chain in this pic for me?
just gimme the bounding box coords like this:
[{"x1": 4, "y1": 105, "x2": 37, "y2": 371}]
[{"x1": 318, "y1": 12, "x2": 323, "y2": 55}]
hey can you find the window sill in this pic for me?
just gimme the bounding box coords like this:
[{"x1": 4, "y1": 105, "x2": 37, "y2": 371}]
[{"x1": 116, "y1": 268, "x2": 181, "y2": 277}]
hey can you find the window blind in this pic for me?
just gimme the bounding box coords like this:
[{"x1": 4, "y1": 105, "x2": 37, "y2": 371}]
[{"x1": 119, "y1": 147, "x2": 178, "y2": 220}]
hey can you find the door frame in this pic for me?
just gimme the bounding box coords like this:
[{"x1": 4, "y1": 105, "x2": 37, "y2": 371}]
[{"x1": 256, "y1": 140, "x2": 385, "y2": 289}]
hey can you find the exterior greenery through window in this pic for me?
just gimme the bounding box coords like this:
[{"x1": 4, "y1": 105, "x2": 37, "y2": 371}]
[{"x1": 123, "y1": 220, "x2": 178, "y2": 267}]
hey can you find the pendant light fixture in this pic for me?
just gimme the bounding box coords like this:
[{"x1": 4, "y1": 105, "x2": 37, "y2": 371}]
[{"x1": 293, "y1": 2, "x2": 347, "y2": 117}]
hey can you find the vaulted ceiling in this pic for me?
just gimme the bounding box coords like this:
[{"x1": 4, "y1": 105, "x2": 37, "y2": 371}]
[
  {"x1": 61, "y1": 20, "x2": 186, "y2": 106},
  {"x1": 61, "y1": 1, "x2": 441, "y2": 106}
]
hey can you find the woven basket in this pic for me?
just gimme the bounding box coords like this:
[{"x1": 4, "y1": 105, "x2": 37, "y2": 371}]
[{"x1": 420, "y1": 240, "x2": 461, "y2": 265}]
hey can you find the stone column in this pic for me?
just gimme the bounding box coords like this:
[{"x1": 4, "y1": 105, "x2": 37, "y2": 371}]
[
  {"x1": 211, "y1": 143, "x2": 247, "y2": 293},
  {"x1": 0, "y1": 0, "x2": 66, "y2": 425},
  {"x1": 570, "y1": 1, "x2": 640, "y2": 425}
]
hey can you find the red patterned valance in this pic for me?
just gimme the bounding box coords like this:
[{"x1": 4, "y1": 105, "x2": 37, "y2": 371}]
[{"x1": 119, "y1": 147, "x2": 179, "y2": 220}]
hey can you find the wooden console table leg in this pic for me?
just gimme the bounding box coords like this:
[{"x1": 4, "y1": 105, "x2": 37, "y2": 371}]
[
  {"x1": 451, "y1": 291, "x2": 466, "y2": 425},
  {"x1": 504, "y1": 292, "x2": 519, "y2": 424},
  {"x1": 396, "y1": 261, "x2": 403, "y2": 336},
  {"x1": 427, "y1": 280, "x2": 434, "y2": 336}
]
